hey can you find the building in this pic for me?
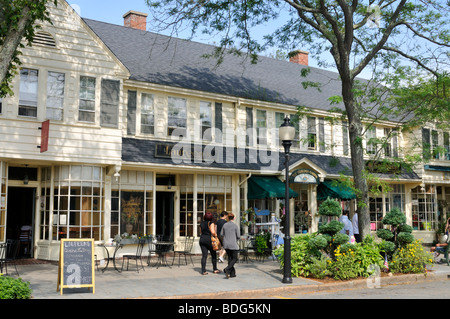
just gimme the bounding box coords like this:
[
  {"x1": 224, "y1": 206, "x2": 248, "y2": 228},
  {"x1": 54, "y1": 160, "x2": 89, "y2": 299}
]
[{"x1": 0, "y1": 1, "x2": 449, "y2": 260}]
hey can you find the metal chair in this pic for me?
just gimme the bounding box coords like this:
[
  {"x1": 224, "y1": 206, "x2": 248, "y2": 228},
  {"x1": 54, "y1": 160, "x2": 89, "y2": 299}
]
[
  {"x1": 146, "y1": 236, "x2": 157, "y2": 266},
  {"x1": 121, "y1": 239, "x2": 146, "y2": 272},
  {"x1": 172, "y1": 236, "x2": 195, "y2": 267},
  {"x1": 238, "y1": 238, "x2": 252, "y2": 263},
  {"x1": 18, "y1": 226, "x2": 32, "y2": 257},
  {"x1": 1, "y1": 239, "x2": 20, "y2": 276}
]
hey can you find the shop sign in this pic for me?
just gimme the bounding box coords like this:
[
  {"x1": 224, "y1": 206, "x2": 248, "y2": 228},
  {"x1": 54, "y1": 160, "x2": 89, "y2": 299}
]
[{"x1": 289, "y1": 168, "x2": 320, "y2": 184}]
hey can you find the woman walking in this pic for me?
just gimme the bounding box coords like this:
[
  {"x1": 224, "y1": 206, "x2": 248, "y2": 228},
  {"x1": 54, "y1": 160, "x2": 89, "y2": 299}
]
[
  {"x1": 220, "y1": 213, "x2": 240, "y2": 278},
  {"x1": 199, "y1": 212, "x2": 220, "y2": 275}
]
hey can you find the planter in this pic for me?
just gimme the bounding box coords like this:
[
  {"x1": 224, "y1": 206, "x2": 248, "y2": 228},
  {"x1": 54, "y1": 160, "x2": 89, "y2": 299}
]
[{"x1": 119, "y1": 238, "x2": 139, "y2": 245}]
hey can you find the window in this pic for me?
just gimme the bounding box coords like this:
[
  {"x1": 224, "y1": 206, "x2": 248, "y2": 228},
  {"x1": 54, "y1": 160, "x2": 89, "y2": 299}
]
[
  {"x1": 19, "y1": 69, "x2": 39, "y2": 117},
  {"x1": 307, "y1": 117, "x2": 317, "y2": 150},
  {"x1": 256, "y1": 109, "x2": 267, "y2": 145},
  {"x1": 200, "y1": 101, "x2": 212, "y2": 141},
  {"x1": 168, "y1": 97, "x2": 186, "y2": 136},
  {"x1": 46, "y1": 71, "x2": 65, "y2": 120},
  {"x1": 432, "y1": 130, "x2": 439, "y2": 159},
  {"x1": 141, "y1": 93, "x2": 154, "y2": 134},
  {"x1": 384, "y1": 128, "x2": 392, "y2": 157},
  {"x1": 196, "y1": 174, "x2": 232, "y2": 236},
  {"x1": 111, "y1": 170, "x2": 154, "y2": 237},
  {"x1": 49, "y1": 165, "x2": 104, "y2": 240},
  {"x1": 412, "y1": 185, "x2": 437, "y2": 231},
  {"x1": 366, "y1": 126, "x2": 377, "y2": 155},
  {"x1": 79, "y1": 76, "x2": 96, "y2": 123}
]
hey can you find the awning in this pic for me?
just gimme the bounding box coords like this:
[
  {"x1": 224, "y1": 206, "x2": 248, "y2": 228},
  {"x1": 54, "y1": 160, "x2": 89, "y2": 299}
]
[
  {"x1": 317, "y1": 180, "x2": 356, "y2": 201},
  {"x1": 247, "y1": 176, "x2": 298, "y2": 200}
]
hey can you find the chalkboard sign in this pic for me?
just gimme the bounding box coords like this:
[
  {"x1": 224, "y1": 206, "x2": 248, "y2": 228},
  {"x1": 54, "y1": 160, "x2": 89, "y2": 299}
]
[{"x1": 57, "y1": 239, "x2": 95, "y2": 295}]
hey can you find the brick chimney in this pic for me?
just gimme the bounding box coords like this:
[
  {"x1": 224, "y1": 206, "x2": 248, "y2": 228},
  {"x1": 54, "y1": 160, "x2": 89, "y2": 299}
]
[
  {"x1": 289, "y1": 50, "x2": 309, "y2": 66},
  {"x1": 123, "y1": 11, "x2": 148, "y2": 31}
]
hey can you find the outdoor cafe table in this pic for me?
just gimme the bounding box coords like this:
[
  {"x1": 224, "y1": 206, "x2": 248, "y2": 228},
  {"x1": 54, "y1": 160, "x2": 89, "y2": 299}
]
[
  {"x1": 151, "y1": 241, "x2": 174, "y2": 269},
  {"x1": 97, "y1": 242, "x2": 123, "y2": 272}
]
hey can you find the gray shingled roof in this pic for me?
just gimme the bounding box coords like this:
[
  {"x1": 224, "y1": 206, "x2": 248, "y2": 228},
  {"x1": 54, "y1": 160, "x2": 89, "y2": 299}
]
[{"x1": 83, "y1": 18, "x2": 344, "y2": 111}]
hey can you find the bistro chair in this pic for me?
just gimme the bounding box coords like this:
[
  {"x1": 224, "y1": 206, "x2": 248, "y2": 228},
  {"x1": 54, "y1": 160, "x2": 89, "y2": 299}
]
[
  {"x1": 172, "y1": 236, "x2": 195, "y2": 267},
  {"x1": 18, "y1": 226, "x2": 32, "y2": 257},
  {"x1": 238, "y1": 238, "x2": 252, "y2": 264},
  {"x1": 146, "y1": 236, "x2": 157, "y2": 266},
  {"x1": 2, "y1": 239, "x2": 20, "y2": 276},
  {"x1": 121, "y1": 239, "x2": 146, "y2": 273}
]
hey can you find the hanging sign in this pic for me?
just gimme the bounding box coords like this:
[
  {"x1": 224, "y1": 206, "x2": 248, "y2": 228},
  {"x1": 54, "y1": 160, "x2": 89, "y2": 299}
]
[
  {"x1": 39, "y1": 120, "x2": 50, "y2": 153},
  {"x1": 289, "y1": 168, "x2": 320, "y2": 184},
  {"x1": 57, "y1": 238, "x2": 95, "y2": 295}
]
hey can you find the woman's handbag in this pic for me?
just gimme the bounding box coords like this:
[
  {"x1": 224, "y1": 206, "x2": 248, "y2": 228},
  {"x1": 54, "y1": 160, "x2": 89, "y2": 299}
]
[{"x1": 211, "y1": 235, "x2": 221, "y2": 251}]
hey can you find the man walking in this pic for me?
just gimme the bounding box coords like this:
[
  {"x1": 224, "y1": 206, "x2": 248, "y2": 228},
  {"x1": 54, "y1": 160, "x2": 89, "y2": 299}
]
[{"x1": 220, "y1": 213, "x2": 240, "y2": 278}]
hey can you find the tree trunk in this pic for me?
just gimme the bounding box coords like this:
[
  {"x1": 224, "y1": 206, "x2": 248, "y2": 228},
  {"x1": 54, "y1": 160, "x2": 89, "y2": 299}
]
[
  {"x1": 0, "y1": 5, "x2": 32, "y2": 89},
  {"x1": 341, "y1": 78, "x2": 371, "y2": 239}
]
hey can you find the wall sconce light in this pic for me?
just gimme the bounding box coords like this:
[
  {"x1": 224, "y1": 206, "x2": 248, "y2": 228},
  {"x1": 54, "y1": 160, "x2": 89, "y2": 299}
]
[{"x1": 113, "y1": 165, "x2": 121, "y2": 182}]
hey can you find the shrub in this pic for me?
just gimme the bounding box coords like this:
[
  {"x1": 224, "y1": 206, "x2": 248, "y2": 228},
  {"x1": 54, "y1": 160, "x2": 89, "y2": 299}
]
[
  {"x1": 275, "y1": 234, "x2": 321, "y2": 278},
  {"x1": 389, "y1": 240, "x2": 433, "y2": 274},
  {"x1": 306, "y1": 256, "x2": 332, "y2": 279},
  {"x1": 328, "y1": 246, "x2": 360, "y2": 280},
  {"x1": 0, "y1": 275, "x2": 32, "y2": 299},
  {"x1": 318, "y1": 197, "x2": 342, "y2": 218}
]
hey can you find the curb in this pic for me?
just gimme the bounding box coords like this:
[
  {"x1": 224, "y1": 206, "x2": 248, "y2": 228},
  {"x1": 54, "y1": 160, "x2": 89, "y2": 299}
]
[{"x1": 149, "y1": 270, "x2": 448, "y2": 299}]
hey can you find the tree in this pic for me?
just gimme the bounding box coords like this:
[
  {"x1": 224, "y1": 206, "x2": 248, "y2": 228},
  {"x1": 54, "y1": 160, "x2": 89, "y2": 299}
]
[
  {"x1": 0, "y1": 0, "x2": 57, "y2": 97},
  {"x1": 146, "y1": 0, "x2": 450, "y2": 239}
]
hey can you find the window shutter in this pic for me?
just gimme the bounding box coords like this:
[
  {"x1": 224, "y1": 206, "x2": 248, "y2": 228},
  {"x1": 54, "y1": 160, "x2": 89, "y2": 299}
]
[
  {"x1": 215, "y1": 102, "x2": 222, "y2": 143},
  {"x1": 100, "y1": 79, "x2": 120, "y2": 128},
  {"x1": 127, "y1": 90, "x2": 137, "y2": 135}
]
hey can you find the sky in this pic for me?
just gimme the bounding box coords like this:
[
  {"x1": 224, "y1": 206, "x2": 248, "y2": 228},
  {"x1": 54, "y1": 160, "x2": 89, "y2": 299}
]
[{"x1": 66, "y1": 0, "x2": 332, "y2": 71}]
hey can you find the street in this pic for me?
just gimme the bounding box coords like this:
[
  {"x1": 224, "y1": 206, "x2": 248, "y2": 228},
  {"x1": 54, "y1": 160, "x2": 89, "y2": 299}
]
[{"x1": 268, "y1": 277, "x2": 450, "y2": 299}]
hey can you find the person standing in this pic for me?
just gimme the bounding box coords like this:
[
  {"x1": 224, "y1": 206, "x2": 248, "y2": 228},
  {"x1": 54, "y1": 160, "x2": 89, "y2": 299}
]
[
  {"x1": 352, "y1": 212, "x2": 360, "y2": 243},
  {"x1": 199, "y1": 212, "x2": 220, "y2": 275},
  {"x1": 220, "y1": 213, "x2": 240, "y2": 278},
  {"x1": 216, "y1": 211, "x2": 229, "y2": 263},
  {"x1": 339, "y1": 211, "x2": 353, "y2": 242}
]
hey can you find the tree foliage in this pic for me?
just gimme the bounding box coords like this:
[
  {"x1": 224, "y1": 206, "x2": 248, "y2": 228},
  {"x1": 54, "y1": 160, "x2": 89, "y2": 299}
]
[
  {"x1": 0, "y1": 0, "x2": 57, "y2": 97},
  {"x1": 147, "y1": 0, "x2": 449, "y2": 238}
]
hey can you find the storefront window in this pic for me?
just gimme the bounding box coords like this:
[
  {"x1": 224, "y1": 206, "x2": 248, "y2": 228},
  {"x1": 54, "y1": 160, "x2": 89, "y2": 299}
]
[
  {"x1": 111, "y1": 170, "x2": 153, "y2": 238},
  {"x1": 369, "y1": 197, "x2": 383, "y2": 231},
  {"x1": 50, "y1": 165, "x2": 104, "y2": 240},
  {"x1": 181, "y1": 174, "x2": 232, "y2": 238},
  {"x1": 412, "y1": 185, "x2": 437, "y2": 231}
]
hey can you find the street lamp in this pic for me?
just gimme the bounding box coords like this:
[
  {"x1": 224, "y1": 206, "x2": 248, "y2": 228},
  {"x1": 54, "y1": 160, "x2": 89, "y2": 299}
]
[{"x1": 279, "y1": 116, "x2": 295, "y2": 284}]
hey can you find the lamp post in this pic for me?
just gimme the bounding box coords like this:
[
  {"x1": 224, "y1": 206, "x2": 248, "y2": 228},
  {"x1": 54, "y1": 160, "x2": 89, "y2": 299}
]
[{"x1": 279, "y1": 116, "x2": 295, "y2": 284}]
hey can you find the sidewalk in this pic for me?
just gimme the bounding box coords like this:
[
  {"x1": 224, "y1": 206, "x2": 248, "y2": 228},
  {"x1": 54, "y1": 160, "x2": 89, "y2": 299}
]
[{"x1": 10, "y1": 255, "x2": 450, "y2": 299}]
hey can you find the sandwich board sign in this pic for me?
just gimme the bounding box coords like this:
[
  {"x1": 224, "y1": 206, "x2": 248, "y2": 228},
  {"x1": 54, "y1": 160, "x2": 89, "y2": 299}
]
[{"x1": 57, "y1": 238, "x2": 95, "y2": 295}]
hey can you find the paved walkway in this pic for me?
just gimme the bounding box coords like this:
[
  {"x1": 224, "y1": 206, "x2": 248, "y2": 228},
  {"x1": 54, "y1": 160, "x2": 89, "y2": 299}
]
[{"x1": 8, "y1": 255, "x2": 450, "y2": 299}]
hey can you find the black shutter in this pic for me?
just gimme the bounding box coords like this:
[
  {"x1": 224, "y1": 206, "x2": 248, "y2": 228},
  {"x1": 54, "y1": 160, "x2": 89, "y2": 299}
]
[
  {"x1": 127, "y1": 91, "x2": 137, "y2": 135},
  {"x1": 215, "y1": 102, "x2": 222, "y2": 143},
  {"x1": 100, "y1": 79, "x2": 120, "y2": 128}
]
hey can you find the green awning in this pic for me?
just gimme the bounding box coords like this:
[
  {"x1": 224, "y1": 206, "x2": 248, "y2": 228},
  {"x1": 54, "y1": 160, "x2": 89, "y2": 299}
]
[
  {"x1": 317, "y1": 180, "x2": 356, "y2": 201},
  {"x1": 247, "y1": 176, "x2": 298, "y2": 200}
]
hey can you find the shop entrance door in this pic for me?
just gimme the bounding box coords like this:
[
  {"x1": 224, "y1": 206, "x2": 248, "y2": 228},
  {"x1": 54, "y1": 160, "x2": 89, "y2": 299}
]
[
  {"x1": 6, "y1": 187, "x2": 35, "y2": 257},
  {"x1": 156, "y1": 192, "x2": 174, "y2": 240}
]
